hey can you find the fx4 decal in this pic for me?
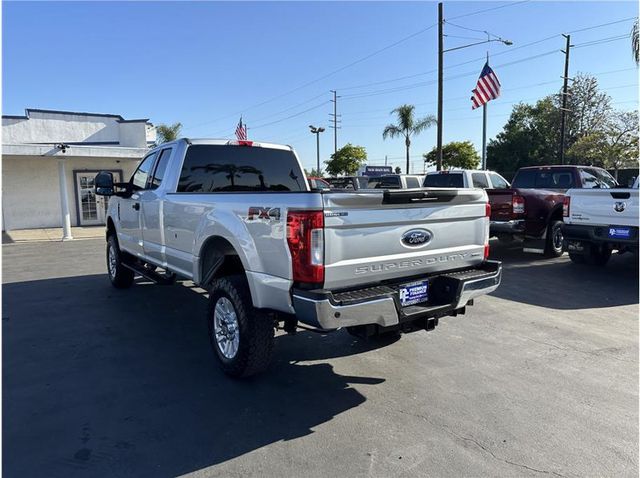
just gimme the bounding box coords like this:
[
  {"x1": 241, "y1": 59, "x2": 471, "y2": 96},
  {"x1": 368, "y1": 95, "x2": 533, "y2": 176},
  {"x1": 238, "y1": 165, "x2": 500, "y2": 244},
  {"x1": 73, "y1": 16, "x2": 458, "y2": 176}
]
[{"x1": 247, "y1": 207, "x2": 281, "y2": 221}]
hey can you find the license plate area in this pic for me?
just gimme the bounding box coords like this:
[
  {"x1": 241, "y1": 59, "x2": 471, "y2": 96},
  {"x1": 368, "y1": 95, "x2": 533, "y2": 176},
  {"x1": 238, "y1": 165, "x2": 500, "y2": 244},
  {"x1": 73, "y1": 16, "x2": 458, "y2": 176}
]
[
  {"x1": 399, "y1": 280, "x2": 429, "y2": 307},
  {"x1": 608, "y1": 226, "x2": 631, "y2": 239}
]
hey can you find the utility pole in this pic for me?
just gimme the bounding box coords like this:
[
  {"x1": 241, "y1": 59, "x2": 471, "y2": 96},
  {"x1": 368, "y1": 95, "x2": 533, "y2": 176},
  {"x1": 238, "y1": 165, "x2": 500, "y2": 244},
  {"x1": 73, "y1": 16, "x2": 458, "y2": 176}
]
[
  {"x1": 436, "y1": 2, "x2": 444, "y2": 172},
  {"x1": 559, "y1": 34, "x2": 572, "y2": 165},
  {"x1": 329, "y1": 90, "x2": 340, "y2": 156}
]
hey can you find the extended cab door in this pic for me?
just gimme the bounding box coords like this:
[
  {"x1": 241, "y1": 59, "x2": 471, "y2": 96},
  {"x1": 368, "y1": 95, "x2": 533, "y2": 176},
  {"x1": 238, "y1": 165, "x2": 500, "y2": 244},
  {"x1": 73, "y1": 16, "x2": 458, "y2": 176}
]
[
  {"x1": 118, "y1": 151, "x2": 158, "y2": 257},
  {"x1": 139, "y1": 147, "x2": 173, "y2": 264}
]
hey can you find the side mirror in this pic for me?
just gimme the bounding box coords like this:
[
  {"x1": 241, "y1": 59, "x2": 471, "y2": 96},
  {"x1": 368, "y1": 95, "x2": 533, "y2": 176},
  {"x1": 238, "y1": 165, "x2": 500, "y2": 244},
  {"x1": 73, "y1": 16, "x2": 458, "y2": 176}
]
[{"x1": 95, "y1": 171, "x2": 114, "y2": 196}]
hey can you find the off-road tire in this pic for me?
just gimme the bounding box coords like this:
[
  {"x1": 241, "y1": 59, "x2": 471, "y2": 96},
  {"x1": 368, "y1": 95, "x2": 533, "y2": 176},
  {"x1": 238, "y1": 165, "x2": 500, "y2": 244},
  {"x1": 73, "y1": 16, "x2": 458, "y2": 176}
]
[
  {"x1": 208, "y1": 275, "x2": 274, "y2": 378},
  {"x1": 544, "y1": 220, "x2": 564, "y2": 258},
  {"x1": 568, "y1": 252, "x2": 586, "y2": 264},
  {"x1": 107, "y1": 235, "x2": 134, "y2": 289}
]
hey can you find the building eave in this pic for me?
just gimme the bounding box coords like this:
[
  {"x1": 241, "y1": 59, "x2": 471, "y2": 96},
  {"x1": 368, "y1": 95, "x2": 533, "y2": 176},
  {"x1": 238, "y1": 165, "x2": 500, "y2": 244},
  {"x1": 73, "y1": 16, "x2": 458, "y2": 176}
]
[{"x1": 2, "y1": 143, "x2": 148, "y2": 159}]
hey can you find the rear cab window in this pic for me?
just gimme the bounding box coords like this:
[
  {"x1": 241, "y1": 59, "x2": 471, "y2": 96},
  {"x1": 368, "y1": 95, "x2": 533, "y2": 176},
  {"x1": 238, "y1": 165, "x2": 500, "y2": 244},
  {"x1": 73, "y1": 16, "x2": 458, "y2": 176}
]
[
  {"x1": 177, "y1": 145, "x2": 305, "y2": 193},
  {"x1": 406, "y1": 177, "x2": 421, "y2": 188},
  {"x1": 374, "y1": 176, "x2": 401, "y2": 189},
  {"x1": 424, "y1": 173, "x2": 464, "y2": 188},
  {"x1": 512, "y1": 168, "x2": 575, "y2": 189}
]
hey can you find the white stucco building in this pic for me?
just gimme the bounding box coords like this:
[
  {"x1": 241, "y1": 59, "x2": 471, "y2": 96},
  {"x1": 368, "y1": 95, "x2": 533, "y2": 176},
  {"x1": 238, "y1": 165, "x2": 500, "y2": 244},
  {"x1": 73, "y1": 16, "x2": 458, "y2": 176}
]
[{"x1": 2, "y1": 108, "x2": 155, "y2": 233}]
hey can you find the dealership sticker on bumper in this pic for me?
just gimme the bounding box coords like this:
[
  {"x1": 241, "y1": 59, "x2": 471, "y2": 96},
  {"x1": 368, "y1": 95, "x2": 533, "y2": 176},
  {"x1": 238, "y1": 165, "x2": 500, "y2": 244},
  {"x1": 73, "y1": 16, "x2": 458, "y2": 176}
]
[
  {"x1": 399, "y1": 281, "x2": 429, "y2": 307},
  {"x1": 608, "y1": 227, "x2": 631, "y2": 239}
]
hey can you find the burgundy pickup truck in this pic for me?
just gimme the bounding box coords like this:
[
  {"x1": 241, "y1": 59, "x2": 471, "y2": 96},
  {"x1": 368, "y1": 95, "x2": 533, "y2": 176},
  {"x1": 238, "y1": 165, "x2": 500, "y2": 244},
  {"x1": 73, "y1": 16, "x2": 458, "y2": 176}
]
[{"x1": 488, "y1": 165, "x2": 618, "y2": 257}]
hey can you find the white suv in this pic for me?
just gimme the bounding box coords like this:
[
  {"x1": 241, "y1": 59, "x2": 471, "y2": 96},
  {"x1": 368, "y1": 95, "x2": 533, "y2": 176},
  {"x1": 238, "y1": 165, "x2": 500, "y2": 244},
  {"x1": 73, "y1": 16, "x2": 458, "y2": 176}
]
[{"x1": 424, "y1": 170, "x2": 510, "y2": 189}]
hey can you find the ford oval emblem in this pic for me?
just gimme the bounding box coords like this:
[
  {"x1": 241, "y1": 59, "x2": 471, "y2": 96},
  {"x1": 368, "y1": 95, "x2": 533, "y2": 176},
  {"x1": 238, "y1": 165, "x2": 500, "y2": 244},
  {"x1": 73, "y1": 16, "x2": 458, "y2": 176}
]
[{"x1": 401, "y1": 229, "x2": 432, "y2": 247}]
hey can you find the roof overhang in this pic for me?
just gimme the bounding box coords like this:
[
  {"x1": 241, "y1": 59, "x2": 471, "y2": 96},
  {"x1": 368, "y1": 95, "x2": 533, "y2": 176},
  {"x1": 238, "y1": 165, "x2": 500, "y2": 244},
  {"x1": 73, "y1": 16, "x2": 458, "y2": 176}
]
[{"x1": 2, "y1": 143, "x2": 148, "y2": 159}]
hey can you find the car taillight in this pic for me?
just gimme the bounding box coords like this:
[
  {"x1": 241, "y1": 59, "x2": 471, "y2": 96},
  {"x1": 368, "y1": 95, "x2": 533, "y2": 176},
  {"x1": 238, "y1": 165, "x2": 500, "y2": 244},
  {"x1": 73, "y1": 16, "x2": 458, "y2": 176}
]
[
  {"x1": 484, "y1": 202, "x2": 491, "y2": 260},
  {"x1": 563, "y1": 196, "x2": 570, "y2": 217},
  {"x1": 287, "y1": 210, "x2": 324, "y2": 285},
  {"x1": 512, "y1": 195, "x2": 525, "y2": 215}
]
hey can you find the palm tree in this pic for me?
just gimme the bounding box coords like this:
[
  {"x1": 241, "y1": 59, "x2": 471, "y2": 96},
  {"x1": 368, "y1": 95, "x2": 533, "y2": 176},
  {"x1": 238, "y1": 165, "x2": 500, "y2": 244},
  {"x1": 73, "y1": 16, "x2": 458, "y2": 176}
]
[
  {"x1": 632, "y1": 19, "x2": 639, "y2": 65},
  {"x1": 382, "y1": 105, "x2": 436, "y2": 174},
  {"x1": 156, "y1": 122, "x2": 182, "y2": 143}
]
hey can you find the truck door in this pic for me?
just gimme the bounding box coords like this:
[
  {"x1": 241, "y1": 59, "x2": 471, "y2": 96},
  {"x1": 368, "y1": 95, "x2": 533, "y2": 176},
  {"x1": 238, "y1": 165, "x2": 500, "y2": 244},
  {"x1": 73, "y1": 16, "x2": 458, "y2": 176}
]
[
  {"x1": 140, "y1": 147, "x2": 173, "y2": 264},
  {"x1": 118, "y1": 151, "x2": 158, "y2": 257}
]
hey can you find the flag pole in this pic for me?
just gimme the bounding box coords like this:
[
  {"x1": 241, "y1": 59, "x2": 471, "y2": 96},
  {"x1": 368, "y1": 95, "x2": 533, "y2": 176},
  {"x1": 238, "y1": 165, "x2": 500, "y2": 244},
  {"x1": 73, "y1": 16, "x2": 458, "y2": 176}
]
[{"x1": 481, "y1": 52, "x2": 489, "y2": 170}]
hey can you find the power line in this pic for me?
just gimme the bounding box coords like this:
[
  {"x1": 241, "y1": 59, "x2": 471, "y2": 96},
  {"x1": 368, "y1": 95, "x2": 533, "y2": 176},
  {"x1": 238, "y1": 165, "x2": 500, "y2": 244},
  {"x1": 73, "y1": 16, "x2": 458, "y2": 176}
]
[
  {"x1": 250, "y1": 101, "x2": 331, "y2": 130},
  {"x1": 183, "y1": 24, "x2": 437, "y2": 132},
  {"x1": 336, "y1": 16, "x2": 636, "y2": 94},
  {"x1": 573, "y1": 34, "x2": 631, "y2": 49},
  {"x1": 446, "y1": 0, "x2": 532, "y2": 21}
]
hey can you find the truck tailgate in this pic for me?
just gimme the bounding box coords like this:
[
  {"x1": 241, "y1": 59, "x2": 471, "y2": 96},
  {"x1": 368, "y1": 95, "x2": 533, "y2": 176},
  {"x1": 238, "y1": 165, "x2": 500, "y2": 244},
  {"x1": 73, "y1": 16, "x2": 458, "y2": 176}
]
[
  {"x1": 321, "y1": 189, "x2": 489, "y2": 290},
  {"x1": 567, "y1": 188, "x2": 639, "y2": 227},
  {"x1": 487, "y1": 189, "x2": 516, "y2": 221}
]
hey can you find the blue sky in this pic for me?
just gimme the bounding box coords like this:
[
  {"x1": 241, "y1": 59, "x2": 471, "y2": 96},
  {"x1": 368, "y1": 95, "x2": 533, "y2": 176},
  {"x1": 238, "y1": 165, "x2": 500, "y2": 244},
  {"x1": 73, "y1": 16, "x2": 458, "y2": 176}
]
[{"x1": 3, "y1": 1, "x2": 638, "y2": 173}]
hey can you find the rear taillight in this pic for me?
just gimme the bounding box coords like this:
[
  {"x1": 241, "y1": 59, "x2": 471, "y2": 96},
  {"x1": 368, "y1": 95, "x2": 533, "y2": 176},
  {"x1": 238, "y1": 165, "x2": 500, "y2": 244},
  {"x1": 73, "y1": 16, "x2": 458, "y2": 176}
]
[
  {"x1": 484, "y1": 202, "x2": 491, "y2": 260},
  {"x1": 512, "y1": 195, "x2": 525, "y2": 215},
  {"x1": 287, "y1": 210, "x2": 324, "y2": 285},
  {"x1": 563, "y1": 196, "x2": 570, "y2": 217}
]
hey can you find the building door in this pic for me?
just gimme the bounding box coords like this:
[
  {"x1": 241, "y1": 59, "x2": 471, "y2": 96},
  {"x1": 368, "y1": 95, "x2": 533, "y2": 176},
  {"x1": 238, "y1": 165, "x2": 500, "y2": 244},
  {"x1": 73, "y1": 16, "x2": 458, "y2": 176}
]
[{"x1": 75, "y1": 171, "x2": 119, "y2": 226}]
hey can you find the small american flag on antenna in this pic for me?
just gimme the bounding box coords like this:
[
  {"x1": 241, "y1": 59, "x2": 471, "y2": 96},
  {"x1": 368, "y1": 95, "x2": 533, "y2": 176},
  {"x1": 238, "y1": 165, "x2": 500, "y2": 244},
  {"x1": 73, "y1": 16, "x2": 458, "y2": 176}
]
[
  {"x1": 471, "y1": 62, "x2": 501, "y2": 110},
  {"x1": 235, "y1": 117, "x2": 247, "y2": 140}
]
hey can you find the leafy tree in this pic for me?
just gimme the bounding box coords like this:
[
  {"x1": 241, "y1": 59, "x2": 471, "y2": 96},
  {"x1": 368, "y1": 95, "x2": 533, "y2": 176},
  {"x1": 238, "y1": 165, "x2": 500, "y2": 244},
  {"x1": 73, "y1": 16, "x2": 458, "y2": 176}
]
[
  {"x1": 382, "y1": 104, "x2": 436, "y2": 174},
  {"x1": 156, "y1": 122, "x2": 182, "y2": 143},
  {"x1": 487, "y1": 97, "x2": 560, "y2": 177},
  {"x1": 567, "y1": 110, "x2": 639, "y2": 179},
  {"x1": 486, "y1": 74, "x2": 634, "y2": 178},
  {"x1": 394, "y1": 166, "x2": 402, "y2": 174},
  {"x1": 308, "y1": 168, "x2": 322, "y2": 177},
  {"x1": 424, "y1": 141, "x2": 480, "y2": 170},
  {"x1": 324, "y1": 143, "x2": 367, "y2": 176}
]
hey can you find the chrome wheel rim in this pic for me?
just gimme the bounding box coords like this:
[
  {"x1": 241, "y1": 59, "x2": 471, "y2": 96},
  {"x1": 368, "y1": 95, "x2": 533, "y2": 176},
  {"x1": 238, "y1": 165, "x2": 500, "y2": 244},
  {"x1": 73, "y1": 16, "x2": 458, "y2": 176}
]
[
  {"x1": 553, "y1": 227, "x2": 563, "y2": 250},
  {"x1": 108, "y1": 244, "x2": 117, "y2": 278},
  {"x1": 213, "y1": 297, "x2": 240, "y2": 359}
]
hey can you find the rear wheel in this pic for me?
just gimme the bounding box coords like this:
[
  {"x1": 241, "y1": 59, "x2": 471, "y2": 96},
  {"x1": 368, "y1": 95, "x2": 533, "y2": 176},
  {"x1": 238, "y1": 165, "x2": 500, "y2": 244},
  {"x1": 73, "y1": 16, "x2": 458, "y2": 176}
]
[
  {"x1": 107, "y1": 235, "x2": 134, "y2": 289},
  {"x1": 544, "y1": 220, "x2": 564, "y2": 257},
  {"x1": 207, "y1": 275, "x2": 274, "y2": 378}
]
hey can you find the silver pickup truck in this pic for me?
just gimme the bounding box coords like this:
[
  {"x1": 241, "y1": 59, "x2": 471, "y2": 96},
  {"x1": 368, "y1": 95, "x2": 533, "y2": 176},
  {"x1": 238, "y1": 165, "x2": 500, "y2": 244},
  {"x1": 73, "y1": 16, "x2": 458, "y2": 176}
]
[{"x1": 95, "y1": 139, "x2": 502, "y2": 377}]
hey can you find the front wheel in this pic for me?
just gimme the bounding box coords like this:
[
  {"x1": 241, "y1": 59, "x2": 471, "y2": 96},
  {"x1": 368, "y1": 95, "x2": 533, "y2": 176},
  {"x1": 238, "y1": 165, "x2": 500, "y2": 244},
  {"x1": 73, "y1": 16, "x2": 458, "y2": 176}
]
[
  {"x1": 107, "y1": 235, "x2": 134, "y2": 289},
  {"x1": 207, "y1": 275, "x2": 274, "y2": 378},
  {"x1": 544, "y1": 220, "x2": 564, "y2": 257}
]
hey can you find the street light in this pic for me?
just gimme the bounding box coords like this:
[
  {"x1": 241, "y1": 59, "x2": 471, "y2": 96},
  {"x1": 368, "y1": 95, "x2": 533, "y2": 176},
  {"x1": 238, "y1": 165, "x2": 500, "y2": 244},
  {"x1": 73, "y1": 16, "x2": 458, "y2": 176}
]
[
  {"x1": 436, "y1": 2, "x2": 512, "y2": 171},
  {"x1": 309, "y1": 125, "x2": 325, "y2": 175}
]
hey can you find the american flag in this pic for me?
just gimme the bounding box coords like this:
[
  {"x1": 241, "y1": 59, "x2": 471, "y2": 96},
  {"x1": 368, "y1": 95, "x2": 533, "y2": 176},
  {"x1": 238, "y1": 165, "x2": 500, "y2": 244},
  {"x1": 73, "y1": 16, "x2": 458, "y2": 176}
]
[
  {"x1": 235, "y1": 117, "x2": 247, "y2": 140},
  {"x1": 471, "y1": 62, "x2": 501, "y2": 110}
]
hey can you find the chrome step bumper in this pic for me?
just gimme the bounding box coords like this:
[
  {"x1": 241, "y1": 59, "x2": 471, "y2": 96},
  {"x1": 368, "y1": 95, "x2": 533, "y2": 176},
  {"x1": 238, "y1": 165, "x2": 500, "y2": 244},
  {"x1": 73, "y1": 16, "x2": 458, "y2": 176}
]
[{"x1": 292, "y1": 260, "x2": 502, "y2": 330}]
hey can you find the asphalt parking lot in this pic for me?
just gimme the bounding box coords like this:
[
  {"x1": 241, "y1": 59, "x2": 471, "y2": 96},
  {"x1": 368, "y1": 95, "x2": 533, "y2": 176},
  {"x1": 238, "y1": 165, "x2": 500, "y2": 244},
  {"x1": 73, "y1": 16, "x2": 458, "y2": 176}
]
[{"x1": 3, "y1": 238, "x2": 638, "y2": 478}]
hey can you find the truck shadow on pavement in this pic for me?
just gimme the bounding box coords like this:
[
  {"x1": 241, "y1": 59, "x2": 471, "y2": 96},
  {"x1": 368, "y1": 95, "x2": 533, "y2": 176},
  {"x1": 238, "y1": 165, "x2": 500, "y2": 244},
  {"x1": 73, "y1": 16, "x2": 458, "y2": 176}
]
[
  {"x1": 3, "y1": 274, "x2": 386, "y2": 478},
  {"x1": 488, "y1": 241, "x2": 639, "y2": 310}
]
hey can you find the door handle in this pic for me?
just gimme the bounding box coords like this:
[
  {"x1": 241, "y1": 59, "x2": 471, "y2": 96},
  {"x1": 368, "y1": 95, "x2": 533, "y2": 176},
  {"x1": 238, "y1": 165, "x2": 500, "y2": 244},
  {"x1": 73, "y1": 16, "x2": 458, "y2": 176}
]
[{"x1": 133, "y1": 203, "x2": 140, "y2": 211}]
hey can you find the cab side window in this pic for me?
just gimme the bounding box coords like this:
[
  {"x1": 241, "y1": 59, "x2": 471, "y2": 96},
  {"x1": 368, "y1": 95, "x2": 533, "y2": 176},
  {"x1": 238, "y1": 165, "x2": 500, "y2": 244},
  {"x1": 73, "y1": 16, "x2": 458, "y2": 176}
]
[
  {"x1": 489, "y1": 173, "x2": 509, "y2": 189},
  {"x1": 150, "y1": 148, "x2": 172, "y2": 189},
  {"x1": 131, "y1": 152, "x2": 158, "y2": 190},
  {"x1": 472, "y1": 172, "x2": 489, "y2": 188}
]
